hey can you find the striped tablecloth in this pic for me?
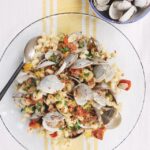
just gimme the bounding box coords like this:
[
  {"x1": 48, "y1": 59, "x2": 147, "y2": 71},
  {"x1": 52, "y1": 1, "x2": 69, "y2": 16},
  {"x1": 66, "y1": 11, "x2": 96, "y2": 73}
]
[
  {"x1": 41, "y1": 0, "x2": 97, "y2": 37},
  {"x1": 0, "y1": 0, "x2": 150, "y2": 150}
]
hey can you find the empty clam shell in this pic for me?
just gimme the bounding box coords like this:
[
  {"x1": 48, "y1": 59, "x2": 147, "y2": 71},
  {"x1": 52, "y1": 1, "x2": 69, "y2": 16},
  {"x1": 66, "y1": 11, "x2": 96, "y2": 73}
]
[
  {"x1": 71, "y1": 59, "x2": 93, "y2": 69},
  {"x1": 109, "y1": 2, "x2": 124, "y2": 20},
  {"x1": 103, "y1": 63, "x2": 115, "y2": 82},
  {"x1": 91, "y1": 58, "x2": 107, "y2": 65},
  {"x1": 96, "y1": 0, "x2": 110, "y2": 6},
  {"x1": 37, "y1": 61, "x2": 55, "y2": 69},
  {"x1": 119, "y1": 6, "x2": 137, "y2": 22},
  {"x1": 113, "y1": 0, "x2": 132, "y2": 11},
  {"x1": 105, "y1": 112, "x2": 121, "y2": 129},
  {"x1": 93, "y1": 65, "x2": 106, "y2": 82},
  {"x1": 56, "y1": 53, "x2": 78, "y2": 75},
  {"x1": 16, "y1": 72, "x2": 34, "y2": 84},
  {"x1": 134, "y1": 0, "x2": 150, "y2": 8},
  {"x1": 37, "y1": 75, "x2": 65, "y2": 94},
  {"x1": 65, "y1": 53, "x2": 79, "y2": 68},
  {"x1": 93, "y1": 92, "x2": 107, "y2": 106},
  {"x1": 96, "y1": 4, "x2": 110, "y2": 11},
  {"x1": 42, "y1": 111, "x2": 65, "y2": 132},
  {"x1": 101, "y1": 107, "x2": 117, "y2": 125},
  {"x1": 74, "y1": 83, "x2": 93, "y2": 106}
]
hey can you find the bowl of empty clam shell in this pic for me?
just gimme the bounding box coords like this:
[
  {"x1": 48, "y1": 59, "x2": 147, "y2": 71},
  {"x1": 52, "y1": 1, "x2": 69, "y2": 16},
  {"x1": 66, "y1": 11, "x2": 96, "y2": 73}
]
[{"x1": 89, "y1": 0, "x2": 150, "y2": 24}]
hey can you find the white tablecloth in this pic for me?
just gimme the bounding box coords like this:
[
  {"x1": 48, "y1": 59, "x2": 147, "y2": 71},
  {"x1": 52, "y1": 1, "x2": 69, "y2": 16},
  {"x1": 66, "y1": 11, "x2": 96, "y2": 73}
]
[{"x1": 0, "y1": 0, "x2": 150, "y2": 150}]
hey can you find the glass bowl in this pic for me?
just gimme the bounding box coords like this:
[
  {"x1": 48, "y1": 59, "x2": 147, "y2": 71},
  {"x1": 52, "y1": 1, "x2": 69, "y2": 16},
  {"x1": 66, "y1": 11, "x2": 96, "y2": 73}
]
[
  {"x1": 0, "y1": 12, "x2": 146, "y2": 150},
  {"x1": 89, "y1": 0, "x2": 150, "y2": 24}
]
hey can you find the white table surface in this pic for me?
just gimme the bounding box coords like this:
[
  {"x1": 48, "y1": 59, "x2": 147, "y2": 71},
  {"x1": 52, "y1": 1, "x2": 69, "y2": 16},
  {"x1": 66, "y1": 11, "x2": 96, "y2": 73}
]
[{"x1": 0, "y1": 0, "x2": 150, "y2": 150}]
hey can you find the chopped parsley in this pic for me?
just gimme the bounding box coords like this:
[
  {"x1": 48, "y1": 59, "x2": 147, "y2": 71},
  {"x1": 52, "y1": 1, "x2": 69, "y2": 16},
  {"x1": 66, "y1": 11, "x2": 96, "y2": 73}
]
[
  {"x1": 79, "y1": 41, "x2": 85, "y2": 48},
  {"x1": 84, "y1": 72, "x2": 90, "y2": 77},
  {"x1": 85, "y1": 52, "x2": 93, "y2": 58},
  {"x1": 49, "y1": 54, "x2": 58, "y2": 63},
  {"x1": 59, "y1": 47, "x2": 69, "y2": 53}
]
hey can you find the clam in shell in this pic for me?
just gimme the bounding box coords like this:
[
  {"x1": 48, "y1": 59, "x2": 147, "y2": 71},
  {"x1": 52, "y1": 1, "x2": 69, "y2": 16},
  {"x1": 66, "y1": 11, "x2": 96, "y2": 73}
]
[
  {"x1": 37, "y1": 75, "x2": 65, "y2": 94},
  {"x1": 16, "y1": 72, "x2": 35, "y2": 84},
  {"x1": 113, "y1": 0, "x2": 132, "y2": 11},
  {"x1": 74, "y1": 83, "x2": 93, "y2": 106},
  {"x1": 56, "y1": 53, "x2": 78, "y2": 75},
  {"x1": 71, "y1": 59, "x2": 93, "y2": 69},
  {"x1": 96, "y1": 0, "x2": 110, "y2": 6},
  {"x1": 96, "y1": 4, "x2": 110, "y2": 11},
  {"x1": 119, "y1": 6, "x2": 137, "y2": 22},
  {"x1": 42, "y1": 111, "x2": 65, "y2": 132},
  {"x1": 96, "y1": 106, "x2": 121, "y2": 129},
  {"x1": 109, "y1": 0, "x2": 132, "y2": 20},
  {"x1": 93, "y1": 63, "x2": 115, "y2": 82},
  {"x1": 37, "y1": 61, "x2": 55, "y2": 69},
  {"x1": 134, "y1": 0, "x2": 150, "y2": 8}
]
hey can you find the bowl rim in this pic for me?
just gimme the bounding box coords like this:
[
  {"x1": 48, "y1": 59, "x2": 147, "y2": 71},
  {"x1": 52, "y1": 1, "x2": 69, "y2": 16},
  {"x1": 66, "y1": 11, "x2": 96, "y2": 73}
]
[
  {"x1": 89, "y1": 0, "x2": 150, "y2": 24},
  {"x1": 0, "y1": 12, "x2": 146, "y2": 150}
]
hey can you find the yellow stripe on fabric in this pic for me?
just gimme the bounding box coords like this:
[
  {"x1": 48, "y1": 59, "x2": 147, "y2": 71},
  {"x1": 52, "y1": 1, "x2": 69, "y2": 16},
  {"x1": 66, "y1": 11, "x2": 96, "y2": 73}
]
[
  {"x1": 57, "y1": 0, "x2": 82, "y2": 13},
  {"x1": 58, "y1": 135, "x2": 84, "y2": 150},
  {"x1": 49, "y1": 0, "x2": 54, "y2": 34},
  {"x1": 42, "y1": 0, "x2": 46, "y2": 32},
  {"x1": 44, "y1": 131, "x2": 48, "y2": 150},
  {"x1": 93, "y1": 17, "x2": 97, "y2": 38},
  {"x1": 94, "y1": 139, "x2": 98, "y2": 150},
  {"x1": 57, "y1": 0, "x2": 82, "y2": 33},
  {"x1": 86, "y1": 138, "x2": 91, "y2": 150},
  {"x1": 90, "y1": 11, "x2": 97, "y2": 38},
  {"x1": 85, "y1": 1, "x2": 90, "y2": 36}
]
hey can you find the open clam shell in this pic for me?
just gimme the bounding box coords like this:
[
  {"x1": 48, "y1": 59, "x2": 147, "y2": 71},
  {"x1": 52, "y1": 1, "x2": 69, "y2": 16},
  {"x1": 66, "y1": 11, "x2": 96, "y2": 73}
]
[
  {"x1": 109, "y1": 2, "x2": 124, "y2": 20},
  {"x1": 42, "y1": 111, "x2": 65, "y2": 132},
  {"x1": 93, "y1": 92, "x2": 107, "y2": 106},
  {"x1": 109, "y1": 0, "x2": 132, "y2": 21},
  {"x1": 96, "y1": 4, "x2": 110, "y2": 11},
  {"x1": 113, "y1": 0, "x2": 132, "y2": 11},
  {"x1": 74, "y1": 83, "x2": 93, "y2": 106},
  {"x1": 96, "y1": 0, "x2": 110, "y2": 6},
  {"x1": 37, "y1": 61, "x2": 55, "y2": 69},
  {"x1": 71, "y1": 59, "x2": 93, "y2": 69},
  {"x1": 37, "y1": 75, "x2": 65, "y2": 94},
  {"x1": 119, "y1": 6, "x2": 137, "y2": 22},
  {"x1": 93, "y1": 63, "x2": 115, "y2": 82},
  {"x1": 101, "y1": 107, "x2": 117, "y2": 125},
  {"x1": 93, "y1": 64, "x2": 106, "y2": 82},
  {"x1": 16, "y1": 72, "x2": 35, "y2": 84},
  {"x1": 134, "y1": 0, "x2": 150, "y2": 8},
  {"x1": 56, "y1": 53, "x2": 78, "y2": 75},
  {"x1": 105, "y1": 111, "x2": 121, "y2": 129}
]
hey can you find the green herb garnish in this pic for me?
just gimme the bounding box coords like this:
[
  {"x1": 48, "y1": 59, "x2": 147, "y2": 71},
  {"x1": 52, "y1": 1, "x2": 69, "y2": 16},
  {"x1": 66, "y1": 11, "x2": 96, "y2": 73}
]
[
  {"x1": 84, "y1": 73, "x2": 90, "y2": 77},
  {"x1": 59, "y1": 47, "x2": 69, "y2": 53}
]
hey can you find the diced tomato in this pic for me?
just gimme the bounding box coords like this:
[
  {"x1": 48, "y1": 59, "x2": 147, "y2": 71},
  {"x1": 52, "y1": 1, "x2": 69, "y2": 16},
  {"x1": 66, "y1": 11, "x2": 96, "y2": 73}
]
[
  {"x1": 25, "y1": 99, "x2": 35, "y2": 106},
  {"x1": 68, "y1": 105, "x2": 75, "y2": 112},
  {"x1": 118, "y1": 79, "x2": 131, "y2": 91},
  {"x1": 70, "y1": 68, "x2": 82, "y2": 76},
  {"x1": 67, "y1": 42, "x2": 77, "y2": 52},
  {"x1": 63, "y1": 36, "x2": 77, "y2": 51},
  {"x1": 92, "y1": 127, "x2": 106, "y2": 140},
  {"x1": 29, "y1": 120, "x2": 41, "y2": 129},
  {"x1": 50, "y1": 132, "x2": 58, "y2": 138},
  {"x1": 64, "y1": 36, "x2": 68, "y2": 45},
  {"x1": 76, "y1": 106, "x2": 87, "y2": 117}
]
